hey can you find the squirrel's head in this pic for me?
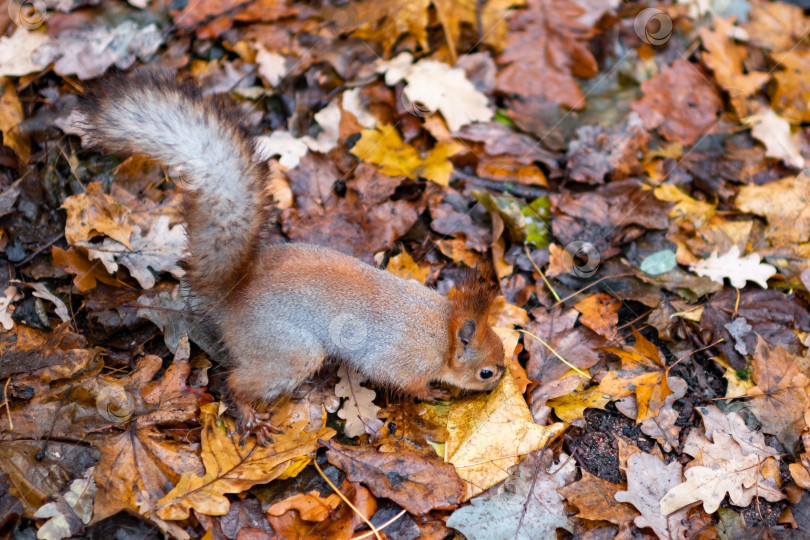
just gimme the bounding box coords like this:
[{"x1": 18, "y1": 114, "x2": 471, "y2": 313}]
[{"x1": 442, "y1": 272, "x2": 505, "y2": 392}]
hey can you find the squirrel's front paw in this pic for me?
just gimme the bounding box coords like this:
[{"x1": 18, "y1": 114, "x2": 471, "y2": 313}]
[
  {"x1": 423, "y1": 385, "x2": 453, "y2": 403},
  {"x1": 235, "y1": 402, "x2": 283, "y2": 446}
]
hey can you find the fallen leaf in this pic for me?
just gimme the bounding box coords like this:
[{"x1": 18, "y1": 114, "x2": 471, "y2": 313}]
[
  {"x1": 335, "y1": 365, "x2": 384, "y2": 438},
  {"x1": 0, "y1": 78, "x2": 29, "y2": 161},
  {"x1": 735, "y1": 176, "x2": 810, "y2": 246},
  {"x1": 558, "y1": 470, "x2": 637, "y2": 526},
  {"x1": 446, "y1": 450, "x2": 575, "y2": 540},
  {"x1": 659, "y1": 430, "x2": 785, "y2": 515},
  {"x1": 61, "y1": 183, "x2": 134, "y2": 249},
  {"x1": 386, "y1": 250, "x2": 429, "y2": 284},
  {"x1": 1, "y1": 286, "x2": 23, "y2": 330},
  {"x1": 79, "y1": 215, "x2": 185, "y2": 289},
  {"x1": 745, "y1": 338, "x2": 810, "y2": 448},
  {"x1": 33, "y1": 21, "x2": 163, "y2": 80},
  {"x1": 444, "y1": 368, "x2": 566, "y2": 498},
  {"x1": 51, "y1": 246, "x2": 120, "y2": 292},
  {"x1": 324, "y1": 439, "x2": 466, "y2": 515},
  {"x1": 598, "y1": 329, "x2": 671, "y2": 422},
  {"x1": 378, "y1": 53, "x2": 493, "y2": 131},
  {"x1": 747, "y1": 107, "x2": 805, "y2": 169},
  {"x1": 496, "y1": 0, "x2": 597, "y2": 109},
  {"x1": 574, "y1": 293, "x2": 620, "y2": 341},
  {"x1": 565, "y1": 113, "x2": 651, "y2": 184},
  {"x1": 690, "y1": 246, "x2": 776, "y2": 289},
  {"x1": 699, "y1": 17, "x2": 769, "y2": 117},
  {"x1": 266, "y1": 479, "x2": 375, "y2": 540},
  {"x1": 632, "y1": 59, "x2": 722, "y2": 145},
  {"x1": 653, "y1": 184, "x2": 716, "y2": 228},
  {"x1": 155, "y1": 402, "x2": 336, "y2": 520},
  {"x1": 695, "y1": 405, "x2": 781, "y2": 459},
  {"x1": 350, "y1": 124, "x2": 463, "y2": 186},
  {"x1": 0, "y1": 28, "x2": 50, "y2": 78},
  {"x1": 615, "y1": 453, "x2": 691, "y2": 540},
  {"x1": 745, "y1": 0, "x2": 810, "y2": 52}
]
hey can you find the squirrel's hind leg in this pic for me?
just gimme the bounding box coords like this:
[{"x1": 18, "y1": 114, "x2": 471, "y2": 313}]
[{"x1": 225, "y1": 331, "x2": 326, "y2": 446}]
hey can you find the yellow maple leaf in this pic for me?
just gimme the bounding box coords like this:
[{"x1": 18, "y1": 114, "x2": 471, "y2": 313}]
[
  {"x1": 350, "y1": 124, "x2": 463, "y2": 186},
  {"x1": 443, "y1": 368, "x2": 565, "y2": 499},
  {"x1": 155, "y1": 402, "x2": 335, "y2": 520},
  {"x1": 597, "y1": 329, "x2": 671, "y2": 422}
]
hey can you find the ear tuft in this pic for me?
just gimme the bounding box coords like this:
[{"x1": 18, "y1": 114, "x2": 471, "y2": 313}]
[{"x1": 458, "y1": 319, "x2": 476, "y2": 345}]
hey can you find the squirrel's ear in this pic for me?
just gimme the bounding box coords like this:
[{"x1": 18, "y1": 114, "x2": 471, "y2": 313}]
[{"x1": 458, "y1": 319, "x2": 477, "y2": 345}]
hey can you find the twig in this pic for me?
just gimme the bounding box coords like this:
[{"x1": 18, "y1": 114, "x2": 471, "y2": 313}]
[
  {"x1": 313, "y1": 457, "x2": 381, "y2": 540},
  {"x1": 350, "y1": 509, "x2": 407, "y2": 540},
  {"x1": 517, "y1": 329, "x2": 590, "y2": 379},
  {"x1": 524, "y1": 244, "x2": 560, "y2": 302}
]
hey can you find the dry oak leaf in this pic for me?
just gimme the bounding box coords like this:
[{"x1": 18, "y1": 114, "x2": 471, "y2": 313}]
[
  {"x1": 659, "y1": 430, "x2": 785, "y2": 515},
  {"x1": 78, "y1": 215, "x2": 185, "y2": 289},
  {"x1": 631, "y1": 59, "x2": 722, "y2": 145},
  {"x1": 61, "y1": 182, "x2": 133, "y2": 249},
  {"x1": 699, "y1": 17, "x2": 769, "y2": 118},
  {"x1": 745, "y1": 338, "x2": 810, "y2": 447},
  {"x1": 557, "y1": 470, "x2": 638, "y2": 526},
  {"x1": 745, "y1": 0, "x2": 810, "y2": 53},
  {"x1": 445, "y1": 450, "x2": 575, "y2": 540},
  {"x1": 378, "y1": 53, "x2": 493, "y2": 131},
  {"x1": 495, "y1": 0, "x2": 597, "y2": 109},
  {"x1": 736, "y1": 176, "x2": 810, "y2": 246},
  {"x1": 156, "y1": 402, "x2": 335, "y2": 520},
  {"x1": 266, "y1": 479, "x2": 376, "y2": 540},
  {"x1": 614, "y1": 452, "x2": 691, "y2": 540},
  {"x1": 350, "y1": 124, "x2": 463, "y2": 186},
  {"x1": 324, "y1": 439, "x2": 466, "y2": 515},
  {"x1": 695, "y1": 405, "x2": 781, "y2": 459},
  {"x1": 267, "y1": 490, "x2": 342, "y2": 522},
  {"x1": 690, "y1": 246, "x2": 776, "y2": 289},
  {"x1": 597, "y1": 328, "x2": 671, "y2": 423},
  {"x1": 747, "y1": 107, "x2": 805, "y2": 169},
  {"x1": 335, "y1": 365, "x2": 384, "y2": 438},
  {"x1": 444, "y1": 367, "x2": 566, "y2": 498}
]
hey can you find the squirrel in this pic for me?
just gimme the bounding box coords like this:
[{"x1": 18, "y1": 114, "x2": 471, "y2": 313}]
[{"x1": 77, "y1": 71, "x2": 505, "y2": 444}]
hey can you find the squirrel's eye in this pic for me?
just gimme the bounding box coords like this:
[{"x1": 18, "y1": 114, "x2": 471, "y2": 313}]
[{"x1": 480, "y1": 369, "x2": 494, "y2": 379}]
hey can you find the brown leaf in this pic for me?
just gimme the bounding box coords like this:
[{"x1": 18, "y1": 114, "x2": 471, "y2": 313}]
[
  {"x1": 61, "y1": 182, "x2": 133, "y2": 248},
  {"x1": 745, "y1": 338, "x2": 810, "y2": 448},
  {"x1": 495, "y1": 0, "x2": 597, "y2": 109},
  {"x1": 558, "y1": 470, "x2": 637, "y2": 525},
  {"x1": 574, "y1": 293, "x2": 621, "y2": 341},
  {"x1": 92, "y1": 426, "x2": 203, "y2": 523},
  {"x1": 266, "y1": 479, "x2": 376, "y2": 540},
  {"x1": 632, "y1": 60, "x2": 722, "y2": 145},
  {"x1": 566, "y1": 116, "x2": 651, "y2": 184},
  {"x1": 699, "y1": 17, "x2": 769, "y2": 117},
  {"x1": 745, "y1": 0, "x2": 810, "y2": 52},
  {"x1": 52, "y1": 246, "x2": 121, "y2": 292},
  {"x1": 325, "y1": 439, "x2": 465, "y2": 515}
]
